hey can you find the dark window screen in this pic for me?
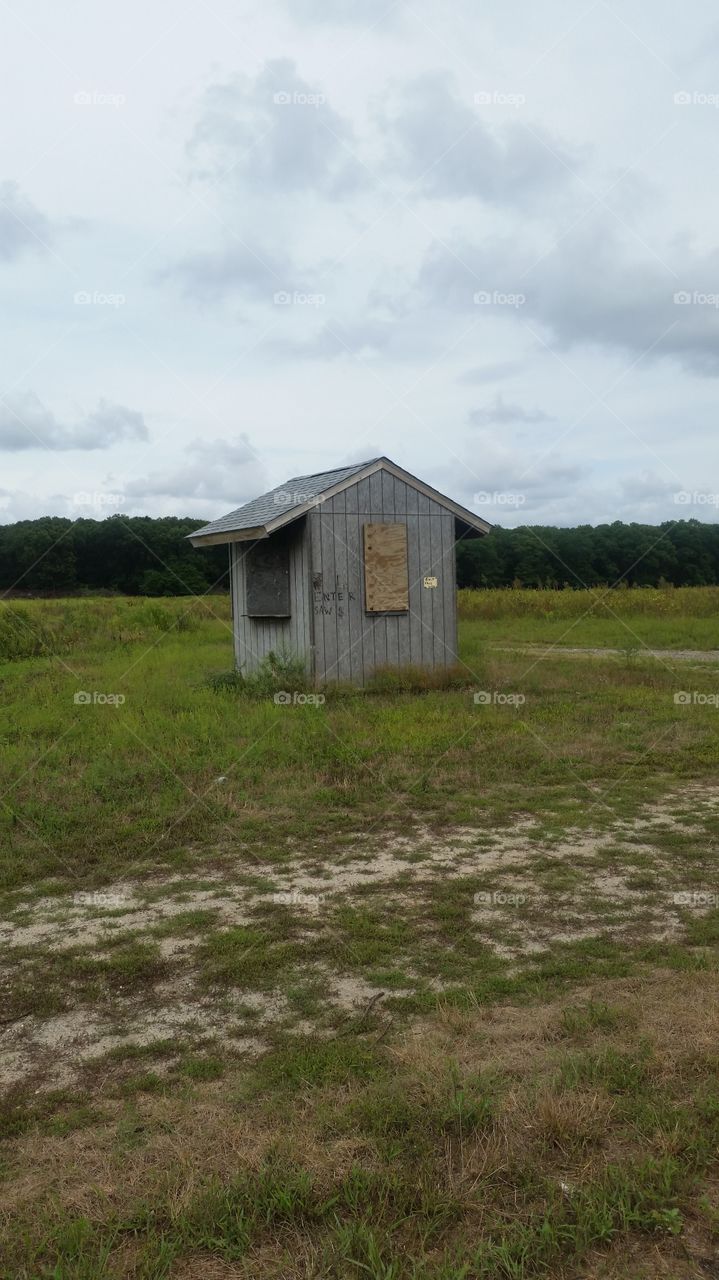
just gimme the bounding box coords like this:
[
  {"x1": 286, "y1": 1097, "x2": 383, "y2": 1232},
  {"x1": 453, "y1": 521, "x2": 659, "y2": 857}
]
[{"x1": 245, "y1": 539, "x2": 291, "y2": 616}]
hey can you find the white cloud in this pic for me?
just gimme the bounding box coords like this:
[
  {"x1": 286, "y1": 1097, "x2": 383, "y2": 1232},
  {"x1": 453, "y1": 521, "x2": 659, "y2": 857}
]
[
  {"x1": 0, "y1": 394, "x2": 149, "y2": 452},
  {"x1": 186, "y1": 59, "x2": 363, "y2": 199},
  {"x1": 0, "y1": 181, "x2": 52, "y2": 261},
  {"x1": 124, "y1": 436, "x2": 266, "y2": 508},
  {"x1": 469, "y1": 395, "x2": 553, "y2": 427},
  {"x1": 376, "y1": 72, "x2": 580, "y2": 203}
]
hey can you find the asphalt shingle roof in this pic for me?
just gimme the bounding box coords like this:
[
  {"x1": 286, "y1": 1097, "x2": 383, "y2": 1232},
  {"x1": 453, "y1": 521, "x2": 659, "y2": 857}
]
[{"x1": 189, "y1": 459, "x2": 381, "y2": 540}]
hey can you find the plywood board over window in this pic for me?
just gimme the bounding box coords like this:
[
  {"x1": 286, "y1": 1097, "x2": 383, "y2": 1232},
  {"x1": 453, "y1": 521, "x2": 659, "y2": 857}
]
[{"x1": 363, "y1": 522, "x2": 409, "y2": 612}]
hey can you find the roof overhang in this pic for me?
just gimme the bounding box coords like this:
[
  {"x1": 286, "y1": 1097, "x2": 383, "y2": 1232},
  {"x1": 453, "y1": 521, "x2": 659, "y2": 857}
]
[
  {"x1": 189, "y1": 456, "x2": 493, "y2": 547},
  {"x1": 188, "y1": 524, "x2": 269, "y2": 548}
]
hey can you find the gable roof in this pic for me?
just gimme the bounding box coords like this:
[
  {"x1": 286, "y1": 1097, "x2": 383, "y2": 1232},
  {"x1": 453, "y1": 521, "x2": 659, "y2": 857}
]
[{"x1": 188, "y1": 456, "x2": 492, "y2": 546}]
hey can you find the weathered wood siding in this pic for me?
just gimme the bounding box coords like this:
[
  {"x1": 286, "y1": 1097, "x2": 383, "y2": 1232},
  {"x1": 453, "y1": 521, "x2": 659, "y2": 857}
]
[
  {"x1": 230, "y1": 518, "x2": 312, "y2": 674},
  {"x1": 308, "y1": 474, "x2": 458, "y2": 683}
]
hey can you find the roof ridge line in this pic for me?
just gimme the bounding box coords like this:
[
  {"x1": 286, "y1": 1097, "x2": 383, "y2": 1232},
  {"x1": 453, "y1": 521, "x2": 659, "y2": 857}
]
[{"x1": 287, "y1": 458, "x2": 381, "y2": 483}]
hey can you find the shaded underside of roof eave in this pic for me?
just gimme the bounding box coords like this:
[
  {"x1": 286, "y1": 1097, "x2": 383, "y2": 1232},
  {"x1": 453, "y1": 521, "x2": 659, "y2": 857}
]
[
  {"x1": 455, "y1": 516, "x2": 492, "y2": 539},
  {"x1": 188, "y1": 525, "x2": 270, "y2": 547}
]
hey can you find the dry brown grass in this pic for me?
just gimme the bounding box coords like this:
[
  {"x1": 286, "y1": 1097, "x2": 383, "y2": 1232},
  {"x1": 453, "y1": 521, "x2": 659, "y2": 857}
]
[{"x1": 4, "y1": 966, "x2": 718, "y2": 1251}]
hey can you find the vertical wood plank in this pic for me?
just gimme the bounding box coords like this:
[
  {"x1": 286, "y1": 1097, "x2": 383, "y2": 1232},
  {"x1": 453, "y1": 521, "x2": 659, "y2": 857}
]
[
  {"x1": 309, "y1": 508, "x2": 324, "y2": 682},
  {"x1": 369, "y1": 469, "x2": 383, "y2": 519},
  {"x1": 300, "y1": 518, "x2": 313, "y2": 675},
  {"x1": 393, "y1": 478, "x2": 411, "y2": 667},
  {"x1": 320, "y1": 502, "x2": 339, "y2": 680},
  {"x1": 382, "y1": 472, "x2": 400, "y2": 668},
  {"x1": 343, "y1": 482, "x2": 364, "y2": 685},
  {"x1": 445, "y1": 522, "x2": 458, "y2": 668},
  {"x1": 369, "y1": 468, "x2": 387, "y2": 670},
  {"x1": 330, "y1": 491, "x2": 353, "y2": 682},
  {"x1": 428, "y1": 512, "x2": 441, "y2": 667},
  {"x1": 405, "y1": 482, "x2": 421, "y2": 667},
  {"x1": 354, "y1": 478, "x2": 374, "y2": 675},
  {"x1": 417, "y1": 491, "x2": 433, "y2": 667}
]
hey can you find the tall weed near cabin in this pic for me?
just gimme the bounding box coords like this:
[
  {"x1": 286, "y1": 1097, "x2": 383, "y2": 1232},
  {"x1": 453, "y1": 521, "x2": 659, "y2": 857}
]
[
  {"x1": 0, "y1": 605, "x2": 54, "y2": 660},
  {"x1": 457, "y1": 584, "x2": 719, "y2": 621},
  {"x1": 0, "y1": 595, "x2": 230, "y2": 661}
]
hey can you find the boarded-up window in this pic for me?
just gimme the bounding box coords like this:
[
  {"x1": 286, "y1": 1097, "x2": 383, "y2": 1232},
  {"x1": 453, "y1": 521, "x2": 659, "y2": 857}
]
[
  {"x1": 245, "y1": 539, "x2": 290, "y2": 616},
  {"x1": 363, "y1": 523, "x2": 409, "y2": 613}
]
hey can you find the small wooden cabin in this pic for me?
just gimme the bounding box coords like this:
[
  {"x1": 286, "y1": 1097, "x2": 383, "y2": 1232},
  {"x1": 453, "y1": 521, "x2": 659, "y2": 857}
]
[{"x1": 189, "y1": 456, "x2": 491, "y2": 685}]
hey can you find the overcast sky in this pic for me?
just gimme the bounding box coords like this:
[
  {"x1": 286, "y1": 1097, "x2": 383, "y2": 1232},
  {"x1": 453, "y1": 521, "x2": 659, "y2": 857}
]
[{"x1": 1, "y1": 0, "x2": 718, "y2": 529}]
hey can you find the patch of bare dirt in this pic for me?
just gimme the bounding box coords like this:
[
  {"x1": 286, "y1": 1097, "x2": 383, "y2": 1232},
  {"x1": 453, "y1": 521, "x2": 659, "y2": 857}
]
[
  {"x1": 0, "y1": 783, "x2": 717, "y2": 1093},
  {"x1": 492, "y1": 643, "x2": 719, "y2": 665}
]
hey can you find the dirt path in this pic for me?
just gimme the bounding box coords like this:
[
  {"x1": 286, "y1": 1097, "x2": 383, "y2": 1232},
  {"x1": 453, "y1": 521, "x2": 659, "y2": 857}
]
[{"x1": 492, "y1": 643, "x2": 719, "y2": 664}]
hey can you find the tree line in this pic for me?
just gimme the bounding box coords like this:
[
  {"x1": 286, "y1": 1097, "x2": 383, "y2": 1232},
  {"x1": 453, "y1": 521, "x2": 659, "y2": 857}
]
[
  {"x1": 0, "y1": 517, "x2": 228, "y2": 596},
  {"x1": 457, "y1": 519, "x2": 719, "y2": 588},
  {"x1": 0, "y1": 514, "x2": 717, "y2": 595}
]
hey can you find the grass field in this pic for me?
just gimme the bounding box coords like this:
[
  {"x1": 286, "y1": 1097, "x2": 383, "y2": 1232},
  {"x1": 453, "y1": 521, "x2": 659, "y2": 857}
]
[{"x1": 0, "y1": 588, "x2": 718, "y2": 1278}]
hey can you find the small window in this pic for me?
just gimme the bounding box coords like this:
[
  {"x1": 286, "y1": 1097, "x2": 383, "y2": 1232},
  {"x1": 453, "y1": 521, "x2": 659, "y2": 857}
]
[
  {"x1": 245, "y1": 539, "x2": 290, "y2": 616},
  {"x1": 363, "y1": 522, "x2": 409, "y2": 613}
]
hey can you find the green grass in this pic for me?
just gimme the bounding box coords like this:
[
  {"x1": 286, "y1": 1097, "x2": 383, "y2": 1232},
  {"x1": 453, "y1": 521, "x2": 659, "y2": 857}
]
[
  {"x1": 559, "y1": 1000, "x2": 630, "y2": 1038},
  {"x1": 198, "y1": 925, "x2": 299, "y2": 989},
  {"x1": 11, "y1": 1156, "x2": 690, "y2": 1277},
  {"x1": 1, "y1": 592, "x2": 718, "y2": 891},
  {"x1": 1, "y1": 590, "x2": 718, "y2": 1278},
  {"x1": 7, "y1": 1004, "x2": 719, "y2": 1277},
  {"x1": 458, "y1": 584, "x2": 719, "y2": 650},
  {"x1": 178, "y1": 1054, "x2": 225, "y2": 1081}
]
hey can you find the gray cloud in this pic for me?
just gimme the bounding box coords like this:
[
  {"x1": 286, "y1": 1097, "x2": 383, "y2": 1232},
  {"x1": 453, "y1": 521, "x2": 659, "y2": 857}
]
[
  {"x1": 436, "y1": 436, "x2": 583, "y2": 524},
  {"x1": 166, "y1": 243, "x2": 290, "y2": 304},
  {"x1": 267, "y1": 316, "x2": 394, "y2": 360},
  {"x1": 376, "y1": 72, "x2": 579, "y2": 203},
  {"x1": 124, "y1": 436, "x2": 266, "y2": 506},
  {"x1": 469, "y1": 395, "x2": 553, "y2": 427},
  {"x1": 0, "y1": 394, "x2": 148, "y2": 452},
  {"x1": 283, "y1": 0, "x2": 398, "y2": 25},
  {"x1": 0, "y1": 181, "x2": 52, "y2": 262},
  {"x1": 458, "y1": 361, "x2": 523, "y2": 385},
  {"x1": 418, "y1": 222, "x2": 719, "y2": 375},
  {"x1": 187, "y1": 59, "x2": 362, "y2": 198},
  {"x1": 618, "y1": 472, "x2": 684, "y2": 518}
]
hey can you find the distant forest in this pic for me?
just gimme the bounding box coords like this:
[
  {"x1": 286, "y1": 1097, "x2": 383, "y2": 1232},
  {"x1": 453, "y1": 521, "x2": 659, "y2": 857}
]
[
  {"x1": 456, "y1": 519, "x2": 719, "y2": 589},
  {"x1": 0, "y1": 514, "x2": 718, "y2": 595}
]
